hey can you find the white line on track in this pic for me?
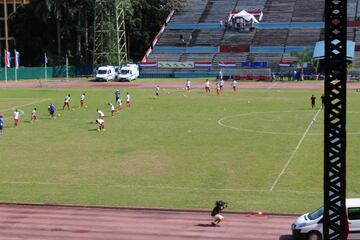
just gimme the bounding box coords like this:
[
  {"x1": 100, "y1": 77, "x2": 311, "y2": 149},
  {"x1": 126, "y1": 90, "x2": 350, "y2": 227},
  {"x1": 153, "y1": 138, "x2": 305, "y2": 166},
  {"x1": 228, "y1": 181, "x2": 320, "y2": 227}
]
[
  {"x1": 269, "y1": 108, "x2": 322, "y2": 192},
  {"x1": 0, "y1": 181, "x2": 322, "y2": 195}
]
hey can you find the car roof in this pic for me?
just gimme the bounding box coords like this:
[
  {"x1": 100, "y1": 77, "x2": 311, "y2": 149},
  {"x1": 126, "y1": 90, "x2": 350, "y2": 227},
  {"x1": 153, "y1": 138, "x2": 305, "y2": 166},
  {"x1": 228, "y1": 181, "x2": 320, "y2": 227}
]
[{"x1": 346, "y1": 198, "x2": 360, "y2": 208}]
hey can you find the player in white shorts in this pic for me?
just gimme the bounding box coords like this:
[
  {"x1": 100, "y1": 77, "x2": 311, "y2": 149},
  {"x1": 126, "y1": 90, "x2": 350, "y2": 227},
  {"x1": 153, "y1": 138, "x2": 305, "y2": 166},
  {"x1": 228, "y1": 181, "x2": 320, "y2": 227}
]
[
  {"x1": 14, "y1": 109, "x2": 20, "y2": 127},
  {"x1": 97, "y1": 109, "x2": 105, "y2": 119},
  {"x1": 80, "y1": 93, "x2": 86, "y2": 108},
  {"x1": 109, "y1": 103, "x2": 115, "y2": 116},
  {"x1": 31, "y1": 108, "x2": 37, "y2": 122},
  {"x1": 63, "y1": 94, "x2": 71, "y2": 110},
  {"x1": 186, "y1": 80, "x2": 191, "y2": 91},
  {"x1": 117, "y1": 98, "x2": 123, "y2": 112},
  {"x1": 96, "y1": 118, "x2": 105, "y2": 131},
  {"x1": 220, "y1": 79, "x2": 225, "y2": 91},
  {"x1": 232, "y1": 79, "x2": 237, "y2": 92},
  {"x1": 126, "y1": 92, "x2": 131, "y2": 108},
  {"x1": 205, "y1": 79, "x2": 210, "y2": 93},
  {"x1": 155, "y1": 86, "x2": 160, "y2": 96},
  {"x1": 216, "y1": 82, "x2": 221, "y2": 96}
]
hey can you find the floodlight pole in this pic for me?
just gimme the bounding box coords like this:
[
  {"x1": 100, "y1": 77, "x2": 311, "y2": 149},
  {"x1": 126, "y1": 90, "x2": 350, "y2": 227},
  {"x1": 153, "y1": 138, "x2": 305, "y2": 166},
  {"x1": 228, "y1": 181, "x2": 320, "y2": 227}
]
[{"x1": 323, "y1": 0, "x2": 348, "y2": 239}]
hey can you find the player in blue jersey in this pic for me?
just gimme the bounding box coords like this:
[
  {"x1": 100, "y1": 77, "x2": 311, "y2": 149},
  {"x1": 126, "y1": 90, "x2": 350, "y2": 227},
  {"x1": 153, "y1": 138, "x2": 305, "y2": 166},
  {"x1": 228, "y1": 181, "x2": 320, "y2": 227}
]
[{"x1": 0, "y1": 114, "x2": 4, "y2": 134}]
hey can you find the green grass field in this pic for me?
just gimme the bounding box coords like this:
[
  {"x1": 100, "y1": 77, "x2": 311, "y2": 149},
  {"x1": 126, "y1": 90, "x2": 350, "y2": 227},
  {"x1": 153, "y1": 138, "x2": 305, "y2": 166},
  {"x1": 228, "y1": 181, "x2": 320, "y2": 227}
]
[{"x1": 0, "y1": 86, "x2": 360, "y2": 213}]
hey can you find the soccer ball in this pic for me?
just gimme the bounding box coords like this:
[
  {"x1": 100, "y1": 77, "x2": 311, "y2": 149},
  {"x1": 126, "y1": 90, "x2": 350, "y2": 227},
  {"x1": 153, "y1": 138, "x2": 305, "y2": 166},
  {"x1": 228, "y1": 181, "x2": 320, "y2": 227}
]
[
  {"x1": 58, "y1": 114, "x2": 61, "y2": 116},
  {"x1": 71, "y1": 108, "x2": 75, "y2": 111}
]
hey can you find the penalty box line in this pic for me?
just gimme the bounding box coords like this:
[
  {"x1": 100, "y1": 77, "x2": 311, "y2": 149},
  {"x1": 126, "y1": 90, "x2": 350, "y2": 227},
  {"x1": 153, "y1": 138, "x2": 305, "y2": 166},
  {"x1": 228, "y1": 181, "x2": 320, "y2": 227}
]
[
  {"x1": 0, "y1": 98, "x2": 52, "y2": 113},
  {"x1": 269, "y1": 108, "x2": 322, "y2": 192}
]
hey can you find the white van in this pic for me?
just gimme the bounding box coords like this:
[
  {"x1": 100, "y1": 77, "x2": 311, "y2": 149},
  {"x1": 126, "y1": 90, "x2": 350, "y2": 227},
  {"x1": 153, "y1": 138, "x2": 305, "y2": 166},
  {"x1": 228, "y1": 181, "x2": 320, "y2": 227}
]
[
  {"x1": 117, "y1": 64, "x2": 139, "y2": 82},
  {"x1": 292, "y1": 198, "x2": 360, "y2": 240},
  {"x1": 96, "y1": 66, "x2": 116, "y2": 82}
]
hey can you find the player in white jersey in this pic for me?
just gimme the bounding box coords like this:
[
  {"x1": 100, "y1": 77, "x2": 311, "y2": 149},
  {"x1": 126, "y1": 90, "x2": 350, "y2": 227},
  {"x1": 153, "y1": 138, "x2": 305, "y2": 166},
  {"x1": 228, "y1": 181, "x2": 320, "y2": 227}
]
[
  {"x1": 97, "y1": 109, "x2": 105, "y2": 119},
  {"x1": 186, "y1": 80, "x2": 191, "y2": 91},
  {"x1": 126, "y1": 92, "x2": 131, "y2": 108},
  {"x1": 220, "y1": 79, "x2": 225, "y2": 91},
  {"x1": 80, "y1": 93, "x2": 86, "y2": 108},
  {"x1": 14, "y1": 109, "x2": 20, "y2": 127},
  {"x1": 205, "y1": 79, "x2": 210, "y2": 93},
  {"x1": 31, "y1": 108, "x2": 37, "y2": 122},
  {"x1": 155, "y1": 86, "x2": 160, "y2": 96},
  {"x1": 63, "y1": 94, "x2": 71, "y2": 110},
  {"x1": 96, "y1": 118, "x2": 105, "y2": 131},
  {"x1": 109, "y1": 103, "x2": 115, "y2": 116},
  {"x1": 232, "y1": 79, "x2": 237, "y2": 92},
  {"x1": 216, "y1": 82, "x2": 221, "y2": 96},
  {"x1": 117, "y1": 98, "x2": 123, "y2": 112}
]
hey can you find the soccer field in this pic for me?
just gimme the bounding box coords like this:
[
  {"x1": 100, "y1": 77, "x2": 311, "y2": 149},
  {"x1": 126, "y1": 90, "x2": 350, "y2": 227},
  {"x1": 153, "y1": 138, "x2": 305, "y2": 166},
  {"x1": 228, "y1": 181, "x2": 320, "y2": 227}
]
[{"x1": 0, "y1": 86, "x2": 360, "y2": 213}]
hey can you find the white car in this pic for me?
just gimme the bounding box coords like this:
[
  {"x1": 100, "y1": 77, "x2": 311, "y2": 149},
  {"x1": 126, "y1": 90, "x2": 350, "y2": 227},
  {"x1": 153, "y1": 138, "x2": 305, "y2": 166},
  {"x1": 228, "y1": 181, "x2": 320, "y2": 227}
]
[
  {"x1": 292, "y1": 198, "x2": 360, "y2": 240},
  {"x1": 117, "y1": 64, "x2": 139, "y2": 82},
  {"x1": 95, "y1": 66, "x2": 116, "y2": 82}
]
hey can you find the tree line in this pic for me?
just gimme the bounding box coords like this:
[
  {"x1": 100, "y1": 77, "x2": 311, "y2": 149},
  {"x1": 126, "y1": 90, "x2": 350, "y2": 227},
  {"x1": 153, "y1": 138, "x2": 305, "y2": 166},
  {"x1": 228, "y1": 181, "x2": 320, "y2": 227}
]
[{"x1": 9, "y1": 0, "x2": 185, "y2": 66}]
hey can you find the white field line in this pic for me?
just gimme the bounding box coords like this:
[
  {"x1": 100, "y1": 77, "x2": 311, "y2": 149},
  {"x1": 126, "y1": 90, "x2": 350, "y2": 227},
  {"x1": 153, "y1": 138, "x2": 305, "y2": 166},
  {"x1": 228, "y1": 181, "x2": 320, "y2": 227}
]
[
  {"x1": 0, "y1": 98, "x2": 51, "y2": 113},
  {"x1": 0, "y1": 181, "x2": 322, "y2": 195},
  {"x1": 267, "y1": 82, "x2": 278, "y2": 89},
  {"x1": 269, "y1": 108, "x2": 322, "y2": 192}
]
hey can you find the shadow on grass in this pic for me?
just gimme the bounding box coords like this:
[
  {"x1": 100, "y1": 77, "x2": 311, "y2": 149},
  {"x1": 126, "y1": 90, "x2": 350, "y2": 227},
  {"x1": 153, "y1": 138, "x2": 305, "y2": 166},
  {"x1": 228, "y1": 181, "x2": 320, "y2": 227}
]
[{"x1": 88, "y1": 129, "x2": 98, "y2": 132}]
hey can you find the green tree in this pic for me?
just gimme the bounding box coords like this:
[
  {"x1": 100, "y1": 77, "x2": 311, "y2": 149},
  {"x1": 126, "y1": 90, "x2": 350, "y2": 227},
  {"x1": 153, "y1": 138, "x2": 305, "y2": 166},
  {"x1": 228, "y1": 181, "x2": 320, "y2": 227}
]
[{"x1": 290, "y1": 48, "x2": 313, "y2": 81}]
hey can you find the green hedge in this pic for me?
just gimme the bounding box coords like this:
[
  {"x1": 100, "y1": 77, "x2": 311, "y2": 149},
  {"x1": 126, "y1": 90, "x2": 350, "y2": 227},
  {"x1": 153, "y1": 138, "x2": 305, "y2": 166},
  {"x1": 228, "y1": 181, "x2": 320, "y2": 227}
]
[{"x1": 0, "y1": 66, "x2": 76, "y2": 80}]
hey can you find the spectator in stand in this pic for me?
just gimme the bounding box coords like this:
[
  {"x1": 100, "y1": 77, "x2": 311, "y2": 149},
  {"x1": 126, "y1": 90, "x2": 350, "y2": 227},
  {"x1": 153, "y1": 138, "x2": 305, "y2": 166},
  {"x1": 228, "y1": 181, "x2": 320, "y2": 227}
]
[{"x1": 220, "y1": 20, "x2": 224, "y2": 28}]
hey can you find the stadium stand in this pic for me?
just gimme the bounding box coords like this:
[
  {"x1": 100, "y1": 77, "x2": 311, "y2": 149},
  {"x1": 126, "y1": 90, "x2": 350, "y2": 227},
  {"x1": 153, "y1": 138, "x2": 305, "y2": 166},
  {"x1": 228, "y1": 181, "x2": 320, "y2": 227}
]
[{"x1": 141, "y1": 0, "x2": 360, "y2": 78}]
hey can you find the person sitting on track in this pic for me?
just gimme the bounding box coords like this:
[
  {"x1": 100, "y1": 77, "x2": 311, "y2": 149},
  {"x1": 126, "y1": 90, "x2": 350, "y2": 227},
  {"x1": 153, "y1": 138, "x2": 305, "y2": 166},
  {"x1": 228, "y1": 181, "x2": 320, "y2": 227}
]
[{"x1": 211, "y1": 200, "x2": 227, "y2": 226}]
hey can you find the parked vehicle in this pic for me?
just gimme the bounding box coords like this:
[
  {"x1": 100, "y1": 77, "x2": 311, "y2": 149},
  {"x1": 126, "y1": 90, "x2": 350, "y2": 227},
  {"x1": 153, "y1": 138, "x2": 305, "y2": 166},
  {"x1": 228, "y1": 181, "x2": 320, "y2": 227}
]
[
  {"x1": 117, "y1": 64, "x2": 139, "y2": 82},
  {"x1": 95, "y1": 66, "x2": 116, "y2": 82},
  {"x1": 292, "y1": 198, "x2": 360, "y2": 240}
]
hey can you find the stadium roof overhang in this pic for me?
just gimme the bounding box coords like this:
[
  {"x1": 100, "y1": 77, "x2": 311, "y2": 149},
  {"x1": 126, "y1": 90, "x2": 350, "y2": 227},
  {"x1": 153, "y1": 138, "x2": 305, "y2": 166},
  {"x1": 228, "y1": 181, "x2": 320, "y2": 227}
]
[{"x1": 313, "y1": 40, "x2": 355, "y2": 60}]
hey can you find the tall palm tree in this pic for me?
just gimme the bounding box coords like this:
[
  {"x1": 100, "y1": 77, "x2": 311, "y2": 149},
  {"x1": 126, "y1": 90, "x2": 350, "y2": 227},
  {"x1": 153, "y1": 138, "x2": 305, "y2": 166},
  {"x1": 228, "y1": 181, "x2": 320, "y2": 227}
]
[
  {"x1": 72, "y1": 0, "x2": 93, "y2": 58},
  {"x1": 33, "y1": 0, "x2": 73, "y2": 56},
  {"x1": 290, "y1": 48, "x2": 313, "y2": 81}
]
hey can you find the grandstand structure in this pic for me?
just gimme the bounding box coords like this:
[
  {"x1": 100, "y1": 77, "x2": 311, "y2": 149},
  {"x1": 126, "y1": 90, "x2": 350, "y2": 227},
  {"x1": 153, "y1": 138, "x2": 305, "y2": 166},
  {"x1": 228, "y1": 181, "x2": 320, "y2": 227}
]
[
  {"x1": 0, "y1": 0, "x2": 30, "y2": 51},
  {"x1": 141, "y1": 0, "x2": 360, "y2": 78}
]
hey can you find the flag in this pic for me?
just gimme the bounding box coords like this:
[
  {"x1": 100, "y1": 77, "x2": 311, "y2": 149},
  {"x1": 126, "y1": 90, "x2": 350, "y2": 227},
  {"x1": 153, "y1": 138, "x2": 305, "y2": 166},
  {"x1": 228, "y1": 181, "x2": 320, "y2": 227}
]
[
  {"x1": 14, "y1": 49, "x2": 20, "y2": 69},
  {"x1": 4, "y1": 50, "x2": 10, "y2": 67},
  {"x1": 194, "y1": 61, "x2": 212, "y2": 68},
  {"x1": 219, "y1": 61, "x2": 236, "y2": 68},
  {"x1": 44, "y1": 53, "x2": 48, "y2": 65},
  {"x1": 279, "y1": 61, "x2": 292, "y2": 67},
  {"x1": 139, "y1": 61, "x2": 157, "y2": 68}
]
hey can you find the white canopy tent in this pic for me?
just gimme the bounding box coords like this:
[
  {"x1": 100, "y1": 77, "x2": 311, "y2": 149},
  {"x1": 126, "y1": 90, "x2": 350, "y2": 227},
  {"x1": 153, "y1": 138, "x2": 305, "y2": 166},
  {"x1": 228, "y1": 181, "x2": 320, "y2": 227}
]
[{"x1": 228, "y1": 10, "x2": 259, "y2": 23}]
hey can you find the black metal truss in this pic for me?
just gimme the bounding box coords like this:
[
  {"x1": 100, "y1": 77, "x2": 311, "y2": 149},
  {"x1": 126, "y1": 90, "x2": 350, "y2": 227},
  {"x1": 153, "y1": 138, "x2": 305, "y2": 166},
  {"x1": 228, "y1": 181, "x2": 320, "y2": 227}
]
[{"x1": 324, "y1": 0, "x2": 347, "y2": 239}]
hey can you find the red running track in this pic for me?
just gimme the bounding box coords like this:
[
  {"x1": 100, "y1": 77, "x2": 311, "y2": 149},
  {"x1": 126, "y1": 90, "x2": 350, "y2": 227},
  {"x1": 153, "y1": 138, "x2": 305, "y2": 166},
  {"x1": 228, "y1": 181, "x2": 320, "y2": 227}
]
[{"x1": 0, "y1": 204, "x2": 295, "y2": 240}]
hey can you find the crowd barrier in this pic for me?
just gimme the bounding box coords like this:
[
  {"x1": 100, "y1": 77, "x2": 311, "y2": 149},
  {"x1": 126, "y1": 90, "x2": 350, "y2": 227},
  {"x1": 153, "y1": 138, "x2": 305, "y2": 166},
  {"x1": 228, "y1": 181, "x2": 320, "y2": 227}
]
[
  {"x1": 250, "y1": 46, "x2": 284, "y2": 53},
  {"x1": 254, "y1": 22, "x2": 324, "y2": 29},
  {"x1": 0, "y1": 65, "x2": 93, "y2": 81}
]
